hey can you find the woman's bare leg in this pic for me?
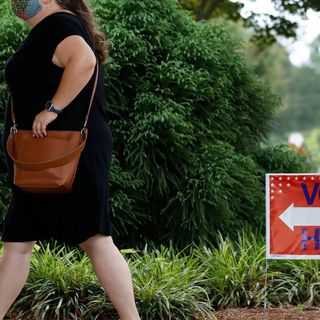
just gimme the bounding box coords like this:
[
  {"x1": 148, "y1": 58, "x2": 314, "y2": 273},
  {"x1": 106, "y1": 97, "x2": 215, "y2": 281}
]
[
  {"x1": 79, "y1": 234, "x2": 141, "y2": 320},
  {"x1": 0, "y1": 241, "x2": 35, "y2": 320}
]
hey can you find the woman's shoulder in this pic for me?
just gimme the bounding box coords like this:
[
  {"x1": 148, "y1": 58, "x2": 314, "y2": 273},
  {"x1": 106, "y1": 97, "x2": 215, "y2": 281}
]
[
  {"x1": 39, "y1": 11, "x2": 85, "y2": 30},
  {"x1": 30, "y1": 11, "x2": 86, "y2": 39},
  {"x1": 32, "y1": 11, "x2": 90, "y2": 44},
  {"x1": 28, "y1": 11, "x2": 92, "y2": 54}
]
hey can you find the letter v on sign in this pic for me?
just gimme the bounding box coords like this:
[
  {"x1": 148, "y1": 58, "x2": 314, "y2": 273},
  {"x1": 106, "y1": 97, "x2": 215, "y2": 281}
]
[{"x1": 301, "y1": 182, "x2": 320, "y2": 205}]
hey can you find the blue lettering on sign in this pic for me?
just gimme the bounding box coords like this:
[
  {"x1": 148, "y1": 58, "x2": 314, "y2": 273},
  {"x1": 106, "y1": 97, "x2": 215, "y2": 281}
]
[
  {"x1": 301, "y1": 183, "x2": 320, "y2": 205},
  {"x1": 302, "y1": 228, "x2": 320, "y2": 250}
]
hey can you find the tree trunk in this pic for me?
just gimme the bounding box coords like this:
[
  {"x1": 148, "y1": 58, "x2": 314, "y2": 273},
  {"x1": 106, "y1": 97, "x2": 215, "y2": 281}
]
[{"x1": 196, "y1": 0, "x2": 225, "y2": 21}]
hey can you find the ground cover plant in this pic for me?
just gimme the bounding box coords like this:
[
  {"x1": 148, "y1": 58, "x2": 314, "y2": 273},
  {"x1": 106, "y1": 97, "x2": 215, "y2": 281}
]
[{"x1": 1, "y1": 231, "x2": 320, "y2": 319}]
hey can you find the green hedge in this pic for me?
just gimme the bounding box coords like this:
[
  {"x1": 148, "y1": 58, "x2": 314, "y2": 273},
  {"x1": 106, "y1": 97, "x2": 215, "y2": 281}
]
[{"x1": 0, "y1": 0, "x2": 311, "y2": 248}]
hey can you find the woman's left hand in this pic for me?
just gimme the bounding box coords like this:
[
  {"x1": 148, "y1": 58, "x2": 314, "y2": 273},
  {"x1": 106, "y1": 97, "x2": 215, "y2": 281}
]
[{"x1": 32, "y1": 109, "x2": 58, "y2": 138}]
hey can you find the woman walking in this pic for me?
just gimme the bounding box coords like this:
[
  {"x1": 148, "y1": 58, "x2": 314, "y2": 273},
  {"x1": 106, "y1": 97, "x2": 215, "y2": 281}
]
[{"x1": 0, "y1": 0, "x2": 141, "y2": 319}]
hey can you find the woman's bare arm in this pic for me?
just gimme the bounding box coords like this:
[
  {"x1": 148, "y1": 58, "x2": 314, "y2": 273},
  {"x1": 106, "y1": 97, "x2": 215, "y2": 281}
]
[
  {"x1": 32, "y1": 35, "x2": 96, "y2": 138},
  {"x1": 51, "y1": 35, "x2": 97, "y2": 108}
]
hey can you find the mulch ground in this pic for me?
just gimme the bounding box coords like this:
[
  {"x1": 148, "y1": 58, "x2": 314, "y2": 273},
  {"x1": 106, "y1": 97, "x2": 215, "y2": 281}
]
[{"x1": 213, "y1": 307, "x2": 320, "y2": 320}]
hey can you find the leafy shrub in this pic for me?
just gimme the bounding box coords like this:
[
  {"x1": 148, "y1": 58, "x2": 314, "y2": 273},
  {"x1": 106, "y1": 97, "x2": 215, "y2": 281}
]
[
  {"x1": 270, "y1": 259, "x2": 320, "y2": 307},
  {"x1": 254, "y1": 143, "x2": 313, "y2": 175},
  {"x1": 2, "y1": 240, "x2": 212, "y2": 320},
  {"x1": 10, "y1": 243, "x2": 106, "y2": 320},
  {"x1": 0, "y1": 0, "x2": 311, "y2": 247},
  {"x1": 87, "y1": 243, "x2": 213, "y2": 320},
  {"x1": 90, "y1": 0, "x2": 285, "y2": 247},
  {"x1": 197, "y1": 229, "x2": 268, "y2": 308},
  {"x1": 3, "y1": 231, "x2": 320, "y2": 318},
  {"x1": 194, "y1": 230, "x2": 320, "y2": 309}
]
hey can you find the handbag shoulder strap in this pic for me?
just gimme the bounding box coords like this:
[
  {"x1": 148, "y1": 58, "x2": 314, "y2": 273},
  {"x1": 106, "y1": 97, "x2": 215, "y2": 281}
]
[
  {"x1": 83, "y1": 58, "x2": 99, "y2": 129},
  {"x1": 10, "y1": 57, "x2": 100, "y2": 130},
  {"x1": 10, "y1": 96, "x2": 16, "y2": 129}
]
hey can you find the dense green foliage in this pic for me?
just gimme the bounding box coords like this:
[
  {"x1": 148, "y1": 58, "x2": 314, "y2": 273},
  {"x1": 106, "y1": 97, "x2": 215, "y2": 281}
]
[
  {"x1": 1, "y1": 242, "x2": 213, "y2": 320},
  {"x1": 254, "y1": 144, "x2": 314, "y2": 174},
  {"x1": 90, "y1": 0, "x2": 301, "y2": 246},
  {"x1": 3, "y1": 232, "x2": 320, "y2": 319},
  {"x1": 0, "y1": 0, "x2": 310, "y2": 248},
  {"x1": 198, "y1": 230, "x2": 320, "y2": 308}
]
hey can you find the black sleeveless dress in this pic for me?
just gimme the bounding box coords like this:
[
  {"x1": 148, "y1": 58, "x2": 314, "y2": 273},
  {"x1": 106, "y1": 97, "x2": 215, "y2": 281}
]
[{"x1": 0, "y1": 12, "x2": 113, "y2": 247}]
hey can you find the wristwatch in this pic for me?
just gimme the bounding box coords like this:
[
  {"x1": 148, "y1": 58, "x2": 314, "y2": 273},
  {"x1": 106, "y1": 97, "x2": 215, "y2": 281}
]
[{"x1": 45, "y1": 100, "x2": 63, "y2": 114}]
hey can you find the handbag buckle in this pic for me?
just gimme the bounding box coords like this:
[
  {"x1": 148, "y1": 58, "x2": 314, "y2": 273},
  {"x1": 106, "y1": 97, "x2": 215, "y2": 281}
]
[
  {"x1": 81, "y1": 128, "x2": 88, "y2": 136},
  {"x1": 10, "y1": 124, "x2": 17, "y2": 133}
]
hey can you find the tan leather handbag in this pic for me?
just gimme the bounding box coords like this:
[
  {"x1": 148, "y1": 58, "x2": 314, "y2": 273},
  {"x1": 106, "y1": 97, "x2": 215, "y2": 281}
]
[{"x1": 6, "y1": 61, "x2": 99, "y2": 193}]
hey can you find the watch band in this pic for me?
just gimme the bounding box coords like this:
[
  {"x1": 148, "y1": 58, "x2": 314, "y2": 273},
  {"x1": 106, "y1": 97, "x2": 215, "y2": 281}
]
[{"x1": 45, "y1": 100, "x2": 63, "y2": 114}]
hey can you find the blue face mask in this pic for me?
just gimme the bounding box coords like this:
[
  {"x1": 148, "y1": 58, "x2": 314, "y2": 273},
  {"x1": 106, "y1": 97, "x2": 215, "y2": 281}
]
[{"x1": 12, "y1": 0, "x2": 43, "y2": 20}]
